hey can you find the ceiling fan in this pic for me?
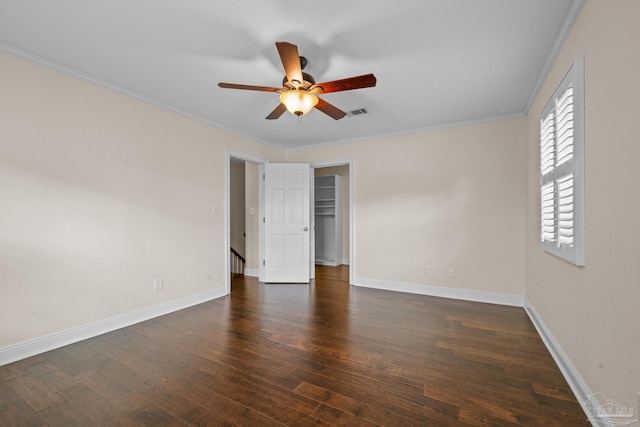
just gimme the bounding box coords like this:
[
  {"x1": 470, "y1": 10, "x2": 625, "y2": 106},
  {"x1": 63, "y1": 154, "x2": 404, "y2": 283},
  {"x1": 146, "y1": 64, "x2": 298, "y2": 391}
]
[{"x1": 218, "y1": 41, "x2": 377, "y2": 120}]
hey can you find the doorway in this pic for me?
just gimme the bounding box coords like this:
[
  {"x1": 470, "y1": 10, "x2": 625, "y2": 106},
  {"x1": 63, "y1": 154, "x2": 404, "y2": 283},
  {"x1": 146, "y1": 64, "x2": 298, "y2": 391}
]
[
  {"x1": 229, "y1": 158, "x2": 245, "y2": 275},
  {"x1": 226, "y1": 152, "x2": 354, "y2": 292},
  {"x1": 312, "y1": 160, "x2": 353, "y2": 285},
  {"x1": 225, "y1": 149, "x2": 267, "y2": 293},
  {"x1": 313, "y1": 164, "x2": 350, "y2": 269}
]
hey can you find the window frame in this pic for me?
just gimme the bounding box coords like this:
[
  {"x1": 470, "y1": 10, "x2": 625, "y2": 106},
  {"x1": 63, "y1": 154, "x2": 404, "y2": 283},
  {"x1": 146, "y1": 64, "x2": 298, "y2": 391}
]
[{"x1": 539, "y1": 56, "x2": 585, "y2": 266}]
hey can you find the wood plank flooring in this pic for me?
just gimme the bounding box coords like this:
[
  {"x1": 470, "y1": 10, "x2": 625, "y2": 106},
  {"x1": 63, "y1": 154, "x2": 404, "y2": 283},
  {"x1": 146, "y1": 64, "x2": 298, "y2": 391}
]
[{"x1": 0, "y1": 266, "x2": 590, "y2": 426}]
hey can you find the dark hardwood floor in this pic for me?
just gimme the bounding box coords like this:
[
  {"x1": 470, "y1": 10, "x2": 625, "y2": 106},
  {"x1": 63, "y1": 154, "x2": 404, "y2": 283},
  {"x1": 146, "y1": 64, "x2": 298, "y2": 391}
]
[{"x1": 0, "y1": 266, "x2": 589, "y2": 426}]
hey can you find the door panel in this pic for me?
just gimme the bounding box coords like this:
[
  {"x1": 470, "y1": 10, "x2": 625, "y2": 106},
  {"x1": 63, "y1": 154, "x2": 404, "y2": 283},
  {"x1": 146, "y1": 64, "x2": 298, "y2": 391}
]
[
  {"x1": 264, "y1": 163, "x2": 310, "y2": 283},
  {"x1": 267, "y1": 234, "x2": 285, "y2": 268}
]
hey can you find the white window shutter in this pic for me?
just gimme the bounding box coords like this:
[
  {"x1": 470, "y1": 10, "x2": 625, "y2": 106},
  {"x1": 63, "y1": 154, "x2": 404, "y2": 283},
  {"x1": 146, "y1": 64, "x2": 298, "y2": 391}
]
[
  {"x1": 540, "y1": 111, "x2": 556, "y2": 176},
  {"x1": 539, "y1": 57, "x2": 584, "y2": 266},
  {"x1": 556, "y1": 174, "x2": 574, "y2": 247},
  {"x1": 541, "y1": 182, "x2": 556, "y2": 243},
  {"x1": 555, "y1": 86, "x2": 574, "y2": 168}
]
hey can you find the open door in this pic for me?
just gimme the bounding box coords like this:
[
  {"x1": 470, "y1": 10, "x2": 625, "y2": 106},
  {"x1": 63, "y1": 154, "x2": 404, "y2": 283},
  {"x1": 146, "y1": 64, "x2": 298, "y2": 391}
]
[{"x1": 262, "y1": 163, "x2": 311, "y2": 283}]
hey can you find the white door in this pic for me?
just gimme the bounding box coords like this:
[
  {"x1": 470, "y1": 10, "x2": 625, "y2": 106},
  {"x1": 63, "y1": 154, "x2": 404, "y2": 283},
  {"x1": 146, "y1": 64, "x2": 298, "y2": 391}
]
[{"x1": 263, "y1": 163, "x2": 311, "y2": 283}]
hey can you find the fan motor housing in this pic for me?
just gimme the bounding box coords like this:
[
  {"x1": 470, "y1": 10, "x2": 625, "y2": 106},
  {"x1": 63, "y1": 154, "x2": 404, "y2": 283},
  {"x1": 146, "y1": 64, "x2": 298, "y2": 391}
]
[{"x1": 282, "y1": 71, "x2": 316, "y2": 88}]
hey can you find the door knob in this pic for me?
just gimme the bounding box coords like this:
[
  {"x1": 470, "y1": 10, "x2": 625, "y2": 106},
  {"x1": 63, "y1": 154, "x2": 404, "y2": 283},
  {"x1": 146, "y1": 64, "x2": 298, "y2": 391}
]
[{"x1": 304, "y1": 227, "x2": 309, "y2": 231}]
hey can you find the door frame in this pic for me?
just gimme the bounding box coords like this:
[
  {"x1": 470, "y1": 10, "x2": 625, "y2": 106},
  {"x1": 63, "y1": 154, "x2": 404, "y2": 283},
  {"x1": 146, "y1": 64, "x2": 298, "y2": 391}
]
[
  {"x1": 311, "y1": 158, "x2": 355, "y2": 285},
  {"x1": 225, "y1": 148, "x2": 267, "y2": 294}
]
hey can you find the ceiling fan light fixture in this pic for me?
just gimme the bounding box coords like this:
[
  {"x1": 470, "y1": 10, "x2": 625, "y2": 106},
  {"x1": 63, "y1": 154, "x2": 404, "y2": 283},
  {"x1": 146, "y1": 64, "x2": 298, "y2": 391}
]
[
  {"x1": 279, "y1": 90, "x2": 318, "y2": 116},
  {"x1": 218, "y1": 42, "x2": 376, "y2": 121}
]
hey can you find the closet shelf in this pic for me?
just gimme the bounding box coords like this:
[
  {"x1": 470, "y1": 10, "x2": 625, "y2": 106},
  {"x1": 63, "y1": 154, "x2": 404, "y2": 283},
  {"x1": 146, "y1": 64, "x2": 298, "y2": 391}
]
[{"x1": 314, "y1": 175, "x2": 343, "y2": 267}]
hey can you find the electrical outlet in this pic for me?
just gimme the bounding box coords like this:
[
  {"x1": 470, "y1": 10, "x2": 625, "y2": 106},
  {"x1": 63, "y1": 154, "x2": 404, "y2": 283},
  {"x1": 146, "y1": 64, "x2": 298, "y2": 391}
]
[
  {"x1": 447, "y1": 267, "x2": 455, "y2": 278},
  {"x1": 153, "y1": 278, "x2": 164, "y2": 292},
  {"x1": 424, "y1": 266, "x2": 430, "y2": 276}
]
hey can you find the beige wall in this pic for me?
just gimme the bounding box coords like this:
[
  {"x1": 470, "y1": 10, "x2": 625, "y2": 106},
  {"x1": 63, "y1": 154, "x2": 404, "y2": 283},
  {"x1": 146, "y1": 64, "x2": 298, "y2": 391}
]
[
  {"x1": 289, "y1": 117, "x2": 527, "y2": 296},
  {"x1": 0, "y1": 52, "x2": 281, "y2": 347},
  {"x1": 525, "y1": 0, "x2": 640, "y2": 409}
]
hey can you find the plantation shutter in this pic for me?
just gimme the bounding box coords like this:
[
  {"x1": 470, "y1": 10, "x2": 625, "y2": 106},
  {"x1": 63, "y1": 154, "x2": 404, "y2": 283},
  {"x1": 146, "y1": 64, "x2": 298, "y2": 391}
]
[
  {"x1": 557, "y1": 174, "x2": 574, "y2": 246},
  {"x1": 539, "y1": 57, "x2": 584, "y2": 266}
]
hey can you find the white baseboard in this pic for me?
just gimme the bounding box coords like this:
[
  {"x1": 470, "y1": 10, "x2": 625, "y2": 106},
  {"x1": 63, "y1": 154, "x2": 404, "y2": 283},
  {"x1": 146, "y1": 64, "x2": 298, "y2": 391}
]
[
  {"x1": 0, "y1": 276, "x2": 602, "y2": 425},
  {"x1": 244, "y1": 268, "x2": 259, "y2": 278},
  {"x1": 315, "y1": 259, "x2": 339, "y2": 266},
  {"x1": 315, "y1": 260, "x2": 350, "y2": 267},
  {"x1": 353, "y1": 277, "x2": 524, "y2": 307},
  {"x1": 524, "y1": 298, "x2": 605, "y2": 427},
  {"x1": 0, "y1": 287, "x2": 227, "y2": 367},
  {"x1": 352, "y1": 278, "x2": 602, "y2": 424}
]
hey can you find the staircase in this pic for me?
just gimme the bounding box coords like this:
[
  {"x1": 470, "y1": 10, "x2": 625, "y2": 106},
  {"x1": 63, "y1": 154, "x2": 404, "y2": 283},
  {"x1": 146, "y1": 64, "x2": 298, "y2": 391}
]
[{"x1": 230, "y1": 247, "x2": 245, "y2": 275}]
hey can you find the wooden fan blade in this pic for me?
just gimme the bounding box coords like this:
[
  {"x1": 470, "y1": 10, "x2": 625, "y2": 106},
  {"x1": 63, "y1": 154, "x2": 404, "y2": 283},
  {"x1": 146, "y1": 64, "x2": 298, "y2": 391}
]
[
  {"x1": 311, "y1": 73, "x2": 377, "y2": 94},
  {"x1": 315, "y1": 98, "x2": 347, "y2": 120},
  {"x1": 218, "y1": 82, "x2": 281, "y2": 92},
  {"x1": 276, "y1": 42, "x2": 303, "y2": 87},
  {"x1": 266, "y1": 103, "x2": 287, "y2": 120}
]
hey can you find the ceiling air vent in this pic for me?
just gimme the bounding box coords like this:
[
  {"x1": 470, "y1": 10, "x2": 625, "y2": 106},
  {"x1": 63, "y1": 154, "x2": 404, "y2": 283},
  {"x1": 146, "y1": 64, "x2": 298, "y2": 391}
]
[{"x1": 346, "y1": 108, "x2": 368, "y2": 117}]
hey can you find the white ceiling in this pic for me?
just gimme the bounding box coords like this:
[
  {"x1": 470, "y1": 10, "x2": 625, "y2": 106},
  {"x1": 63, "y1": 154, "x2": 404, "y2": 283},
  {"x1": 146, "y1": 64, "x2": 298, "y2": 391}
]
[{"x1": 0, "y1": 0, "x2": 582, "y2": 151}]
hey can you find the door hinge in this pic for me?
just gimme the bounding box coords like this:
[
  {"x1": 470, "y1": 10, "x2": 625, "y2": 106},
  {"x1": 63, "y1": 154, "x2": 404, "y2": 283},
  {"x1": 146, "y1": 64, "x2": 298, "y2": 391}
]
[
  {"x1": 263, "y1": 260, "x2": 265, "y2": 266},
  {"x1": 263, "y1": 173, "x2": 265, "y2": 180},
  {"x1": 263, "y1": 217, "x2": 265, "y2": 223}
]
